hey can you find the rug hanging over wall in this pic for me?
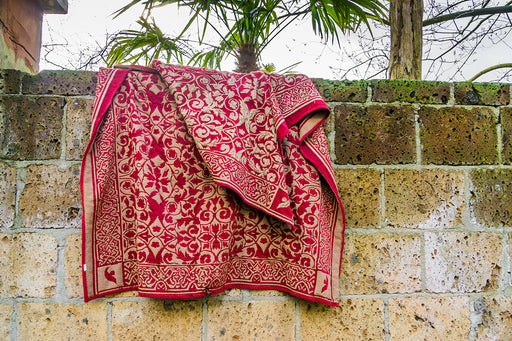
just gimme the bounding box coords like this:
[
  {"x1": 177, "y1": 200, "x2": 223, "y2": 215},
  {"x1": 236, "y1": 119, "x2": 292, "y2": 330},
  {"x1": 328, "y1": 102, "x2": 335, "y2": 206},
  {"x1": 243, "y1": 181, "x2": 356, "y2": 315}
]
[{"x1": 81, "y1": 61, "x2": 345, "y2": 306}]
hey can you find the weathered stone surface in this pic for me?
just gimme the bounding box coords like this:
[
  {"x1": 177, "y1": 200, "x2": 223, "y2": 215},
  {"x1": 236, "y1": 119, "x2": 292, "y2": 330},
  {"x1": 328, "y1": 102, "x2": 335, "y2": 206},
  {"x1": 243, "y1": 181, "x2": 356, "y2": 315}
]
[
  {"x1": 372, "y1": 79, "x2": 450, "y2": 104},
  {"x1": 0, "y1": 69, "x2": 21, "y2": 94},
  {"x1": 207, "y1": 300, "x2": 295, "y2": 340},
  {"x1": 22, "y1": 70, "x2": 97, "y2": 96},
  {"x1": 0, "y1": 232, "x2": 57, "y2": 298},
  {"x1": 0, "y1": 95, "x2": 64, "y2": 159},
  {"x1": 475, "y1": 296, "x2": 512, "y2": 340},
  {"x1": 385, "y1": 169, "x2": 465, "y2": 229},
  {"x1": 65, "y1": 234, "x2": 82, "y2": 298},
  {"x1": 419, "y1": 106, "x2": 497, "y2": 165},
  {"x1": 0, "y1": 304, "x2": 12, "y2": 340},
  {"x1": 65, "y1": 98, "x2": 93, "y2": 160},
  {"x1": 313, "y1": 79, "x2": 368, "y2": 102},
  {"x1": 249, "y1": 289, "x2": 286, "y2": 297},
  {"x1": 300, "y1": 298, "x2": 385, "y2": 341},
  {"x1": 334, "y1": 104, "x2": 415, "y2": 164},
  {"x1": 425, "y1": 232, "x2": 502, "y2": 293},
  {"x1": 454, "y1": 82, "x2": 510, "y2": 106},
  {"x1": 470, "y1": 169, "x2": 512, "y2": 227},
  {"x1": 335, "y1": 168, "x2": 380, "y2": 228},
  {"x1": 112, "y1": 301, "x2": 201, "y2": 340},
  {"x1": 0, "y1": 162, "x2": 16, "y2": 228},
  {"x1": 19, "y1": 164, "x2": 81, "y2": 228},
  {"x1": 18, "y1": 302, "x2": 107, "y2": 340},
  {"x1": 510, "y1": 233, "x2": 512, "y2": 287},
  {"x1": 340, "y1": 233, "x2": 421, "y2": 294},
  {"x1": 500, "y1": 107, "x2": 512, "y2": 164},
  {"x1": 389, "y1": 296, "x2": 470, "y2": 340}
]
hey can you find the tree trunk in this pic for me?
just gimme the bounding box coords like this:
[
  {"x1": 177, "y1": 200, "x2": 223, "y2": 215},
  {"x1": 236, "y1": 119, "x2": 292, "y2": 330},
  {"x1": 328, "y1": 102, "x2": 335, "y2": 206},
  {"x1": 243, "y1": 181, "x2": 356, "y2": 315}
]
[
  {"x1": 388, "y1": 0, "x2": 423, "y2": 80},
  {"x1": 235, "y1": 43, "x2": 259, "y2": 73}
]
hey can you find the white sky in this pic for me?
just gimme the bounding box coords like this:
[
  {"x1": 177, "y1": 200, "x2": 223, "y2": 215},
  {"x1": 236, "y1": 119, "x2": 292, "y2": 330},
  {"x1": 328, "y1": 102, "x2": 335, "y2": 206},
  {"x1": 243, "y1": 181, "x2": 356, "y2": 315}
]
[{"x1": 40, "y1": 0, "x2": 512, "y2": 81}]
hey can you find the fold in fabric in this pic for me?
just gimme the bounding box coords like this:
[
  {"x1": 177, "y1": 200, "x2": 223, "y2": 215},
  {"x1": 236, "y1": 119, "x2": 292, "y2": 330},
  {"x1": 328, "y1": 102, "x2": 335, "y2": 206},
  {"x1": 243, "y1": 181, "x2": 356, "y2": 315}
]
[{"x1": 81, "y1": 62, "x2": 345, "y2": 306}]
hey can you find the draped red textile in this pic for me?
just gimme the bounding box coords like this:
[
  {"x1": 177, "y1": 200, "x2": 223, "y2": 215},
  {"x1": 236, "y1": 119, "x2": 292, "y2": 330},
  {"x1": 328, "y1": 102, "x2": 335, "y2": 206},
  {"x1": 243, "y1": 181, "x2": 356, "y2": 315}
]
[{"x1": 81, "y1": 61, "x2": 345, "y2": 306}]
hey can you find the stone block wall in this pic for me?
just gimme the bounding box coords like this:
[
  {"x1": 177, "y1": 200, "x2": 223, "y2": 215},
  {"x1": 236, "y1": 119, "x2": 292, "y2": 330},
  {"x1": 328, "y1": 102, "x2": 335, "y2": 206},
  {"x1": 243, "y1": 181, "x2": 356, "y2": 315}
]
[{"x1": 0, "y1": 69, "x2": 511, "y2": 340}]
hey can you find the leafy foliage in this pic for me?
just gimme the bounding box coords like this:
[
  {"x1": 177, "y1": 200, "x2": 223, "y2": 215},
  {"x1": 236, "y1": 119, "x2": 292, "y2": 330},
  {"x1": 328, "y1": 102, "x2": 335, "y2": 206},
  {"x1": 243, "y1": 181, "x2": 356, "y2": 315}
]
[{"x1": 106, "y1": 0, "x2": 388, "y2": 71}]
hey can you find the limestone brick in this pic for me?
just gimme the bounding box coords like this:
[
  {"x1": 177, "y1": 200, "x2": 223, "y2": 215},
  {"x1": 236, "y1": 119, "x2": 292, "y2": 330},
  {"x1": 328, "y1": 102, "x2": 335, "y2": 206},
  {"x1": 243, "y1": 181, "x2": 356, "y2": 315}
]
[
  {"x1": 313, "y1": 79, "x2": 368, "y2": 102},
  {"x1": 19, "y1": 164, "x2": 81, "y2": 228},
  {"x1": 17, "y1": 302, "x2": 107, "y2": 340},
  {"x1": 0, "y1": 162, "x2": 16, "y2": 228},
  {"x1": 65, "y1": 98, "x2": 93, "y2": 160},
  {"x1": 388, "y1": 296, "x2": 470, "y2": 340},
  {"x1": 454, "y1": 82, "x2": 510, "y2": 106},
  {"x1": 335, "y1": 168, "x2": 380, "y2": 228},
  {"x1": 207, "y1": 300, "x2": 295, "y2": 340},
  {"x1": 385, "y1": 169, "x2": 465, "y2": 229},
  {"x1": 419, "y1": 106, "x2": 497, "y2": 165},
  {"x1": 334, "y1": 104, "x2": 415, "y2": 164},
  {"x1": 470, "y1": 168, "x2": 512, "y2": 227},
  {"x1": 112, "y1": 300, "x2": 201, "y2": 340},
  {"x1": 0, "y1": 95, "x2": 64, "y2": 160},
  {"x1": 372, "y1": 79, "x2": 450, "y2": 104},
  {"x1": 425, "y1": 232, "x2": 502, "y2": 293},
  {"x1": 502, "y1": 107, "x2": 512, "y2": 164},
  {"x1": 65, "y1": 234, "x2": 82, "y2": 298},
  {"x1": 475, "y1": 296, "x2": 512, "y2": 340},
  {"x1": 22, "y1": 70, "x2": 97, "y2": 96},
  {"x1": 300, "y1": 298, "x2": 385, "y2": 340},
  {"x1": 0, "y1": 304, "x2": 13, "y2": 340},
  {"x1": 249, "y1": 289, "x2": 286, "y2": 297},
  {"x1": 0, "y1": 232, "x2": 57, "y2": 298},
  {"x1": 340, "y1": 233, "x2": 421, "y2": 294},
  {"x1": 0, "y1": 69, "x2": 21, "y2": 94}
]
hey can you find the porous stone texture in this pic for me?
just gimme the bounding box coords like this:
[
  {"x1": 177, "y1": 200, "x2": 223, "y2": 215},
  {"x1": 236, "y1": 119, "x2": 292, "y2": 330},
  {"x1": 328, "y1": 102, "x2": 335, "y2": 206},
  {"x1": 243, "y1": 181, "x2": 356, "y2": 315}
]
[
  {"x1": 425, "y1": 232, "x2": 502, "y2": 293},
  {"x1": 300, "y1": 298, "x2": 385, "y2": 340},
  {"x1": 19, "y1": 164, "x2": 81, "y2": 228},
  {"x1": 340, "y1": 233, "x2": 421, "y2": 294},
  {"x1": 0, "y1": 162, "x2": 16, "y2": 228},
  {"x1": 385, "y1": 169, "x2": 465, "y2": 229},
  {"x1": 17, "y1": 302, "x2": 107, "y2": 340},
  {"x1": 503, "y1": 107, "x2": 512, "y2": 164},
  {"x1": 454, "y1": 82, "x2": 510, "y2": 106},
  {"x1": 371, "y1": 79, "x2": 450, "y2": 104},
  {"x1": 65, "y1": 234, "x2": 82, "y2": 298},
  {"x1": 0, "y1": 233, "x2": 57, "y2": 298},
  {"x1": 388, "y1": 296, "x2": 470, "y2": 340},
  {"x1": 249, "y1": 289, "x2": 286, "y2": 297},
  {"x1": 0, "y1": 95, "x2": 64, "y2": 160},
  {"x1": 112, "y1": 301, "x2": 202, "y2": 340},
  {"x1": 470, "y1": 168, "x2": 512, "y2": 227},
  {"x1": 0, "y1": 304, "x2": 12, "y2": 340},
  {"x1": 207, "y1": 300, "x2": 295, "y2": 340},
  {"x1": 65, "y1": 98, "x2": 93, "y2": 160},
  {"x1": 419, "y1": 106, "x2": 497, "y2": 165},
  {"x1": 22, "y1": 70, "x2": 97, "y2": 96},
  {"x1": 475, "y1": 296, "x2": 512, "y2": 340},
  {"x1": 334, "y1": 104, "x2": 415, "y2": 164},
  {"x1": 312, "y1": 79, "x2": 368, "y2": 102},
  {"x1": 335, "y1": 168, "x2": 380, "y2": 228},
  {"x1": 0, "y1": 69, "x2": 21, "y2": 94}
]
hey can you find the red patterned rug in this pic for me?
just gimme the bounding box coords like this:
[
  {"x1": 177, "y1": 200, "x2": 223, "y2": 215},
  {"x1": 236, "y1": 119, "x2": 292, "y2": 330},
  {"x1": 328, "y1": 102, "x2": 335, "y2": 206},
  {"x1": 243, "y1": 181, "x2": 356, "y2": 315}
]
[{"x1": 81, "y1": 61, "x2": 345, "y2": 306}]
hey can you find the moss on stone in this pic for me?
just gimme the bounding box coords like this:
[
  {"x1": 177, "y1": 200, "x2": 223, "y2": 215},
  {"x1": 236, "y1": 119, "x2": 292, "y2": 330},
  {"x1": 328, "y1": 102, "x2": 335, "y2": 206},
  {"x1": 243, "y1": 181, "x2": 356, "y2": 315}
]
[
  {"x1": 371, "y1": 79, "x2": 450, "y2": 104},
  {"x1": 312, "y1": 78, "x2": 368, "y2": 102},
  {"x1": 454, "y1": 82, "x2": 510, "y2": 106}
]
